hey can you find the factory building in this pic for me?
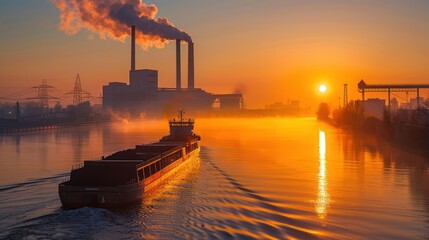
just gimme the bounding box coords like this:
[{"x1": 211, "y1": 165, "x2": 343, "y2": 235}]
[{"x1": 103, "y1": 26, "x2": 243, "y2": 115}]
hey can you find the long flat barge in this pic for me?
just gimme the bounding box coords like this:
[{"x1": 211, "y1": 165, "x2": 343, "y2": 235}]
[{"x1": 59, "y1": 112, "x2": 200, "y2": 208}]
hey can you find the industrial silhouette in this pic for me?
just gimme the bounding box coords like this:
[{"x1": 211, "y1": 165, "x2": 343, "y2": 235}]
[
  {"x1": 65, "y1": 74, "x2": 92, "y2": 106},
  {"x1": 102, "y1": 26, "x2": 244, "y2": 115},
  {"x1": 27, "y1": 79, "x2": 59, "y2": 111}
]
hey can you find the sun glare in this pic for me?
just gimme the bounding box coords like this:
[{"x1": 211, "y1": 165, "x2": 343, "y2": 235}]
[{"x1": 319, "y1": 84, "x2": 327, "y2": 93}]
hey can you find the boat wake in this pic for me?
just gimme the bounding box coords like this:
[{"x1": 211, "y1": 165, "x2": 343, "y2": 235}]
[
  {"x1": 3, "y1": 207, "x2": 132, "y2": 239},
  {"x1": 111, "y1": 146, "x2": 323, "y2": 239},
  {"x1": 0, "y1": 172, "x2": 68, "y2": 192}
]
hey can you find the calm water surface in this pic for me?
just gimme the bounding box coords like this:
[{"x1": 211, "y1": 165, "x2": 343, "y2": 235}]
[{"x1": 1, "y1": 118, "x2": 429, "y2": 239}]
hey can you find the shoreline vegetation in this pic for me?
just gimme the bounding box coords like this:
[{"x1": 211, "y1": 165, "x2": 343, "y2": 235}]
[{"x1": 317, "y1": 102, "x2": 429, "y2": 156}]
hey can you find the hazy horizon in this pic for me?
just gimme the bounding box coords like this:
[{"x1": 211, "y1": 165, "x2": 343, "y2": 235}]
[{"x1": 1, "y1": 0, "x2": 429, "y2": 109}]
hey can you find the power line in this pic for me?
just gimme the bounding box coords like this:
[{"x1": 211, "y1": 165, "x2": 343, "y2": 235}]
[
  {"x1": 0, "y1": 87, "x2": 34, "y2": 100},
  {"x1": 1, "y1": 76, "x2": 98, "y2": 106},
  {"x1": 391, "y1": 92, "x2": 408, "y2": 102}
]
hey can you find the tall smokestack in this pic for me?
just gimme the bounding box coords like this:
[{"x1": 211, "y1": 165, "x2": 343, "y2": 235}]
[
  {"x1": 176, "y1": 39, "x2": 181, "y2": 89},
  {"x1": 131, "y1": 25, "x2": 136, "y2": 71},
  {"x1": 188, "y1": 42, "x2": 194, "y2": 89}
]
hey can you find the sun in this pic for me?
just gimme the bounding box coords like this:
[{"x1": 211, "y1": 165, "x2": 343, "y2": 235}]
[{"x1": 319, "y1": 84, "x2": 327, "y2": 93}]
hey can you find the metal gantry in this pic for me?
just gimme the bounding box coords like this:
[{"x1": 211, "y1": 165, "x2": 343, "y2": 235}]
[{"x1": 358, "y1": 80, "x2": 429, "y2": 111}]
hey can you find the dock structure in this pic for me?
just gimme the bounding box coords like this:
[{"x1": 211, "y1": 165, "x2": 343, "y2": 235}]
[
  {"x1": 0, "y1": 124, "x2": 59, "y2": 134},
  {"x1": 358, "y1": 80, "x2": 429, "y2": 111}
]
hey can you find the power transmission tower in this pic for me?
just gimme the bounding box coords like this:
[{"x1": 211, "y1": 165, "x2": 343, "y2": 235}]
[
  {"x1": 39, "y1": 79, "x2": 50, "y2": 108},
  {"x1": 73, "y1": 74, "x2": 82, "y2": 105},
  {"x1": 343, "y1": 84, "x2": 348, "y2": 108},
  {"x1": 65, "y1": 74, "x2": 92, "y2": 106},
  {"x1": 28, "y1": 79, "x2": 59, "y2": 110}
]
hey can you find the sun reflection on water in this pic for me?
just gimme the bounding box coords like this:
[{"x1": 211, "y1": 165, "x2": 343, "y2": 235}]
[{"x1": 316, "y1": 130, "x2": 330, "y2": 219}]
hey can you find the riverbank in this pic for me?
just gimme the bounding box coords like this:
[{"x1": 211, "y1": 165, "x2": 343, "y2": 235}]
[
  {"x1": 0, "y1": 118, "x2": 111, "y2": 134},
  {"x1": 324, "y1": 107, "x2": 429, "y2": 156}
]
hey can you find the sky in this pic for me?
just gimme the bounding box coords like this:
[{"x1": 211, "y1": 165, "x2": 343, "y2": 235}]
[{"x1": 1, "y1": 0, "x2": 429, "y2": 108}]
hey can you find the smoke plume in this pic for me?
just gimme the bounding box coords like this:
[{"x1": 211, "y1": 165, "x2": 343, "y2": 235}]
[
  {"x1": 233, "y1": 83, "x2": 247, "y2": 94},
  {"x1": 53, "y1": 0, "x2": 192, "y2": 48}
]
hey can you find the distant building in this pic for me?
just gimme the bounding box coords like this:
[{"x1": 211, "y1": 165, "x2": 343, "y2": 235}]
[
  {"x1": 390, "y1": 97, "x2": 398, "y2": 113},
  {"x1": 363, "y1": 98, "x2": 385, "y2": 120},
  {"x1": 410, "y1": 97, "x2": 425, "y2": 109},
  {"x1": 103, "y1": 69, "x2": 243, "y2": 114},
  {"x1": 399, "y1": 97, "x2": 424, "y2": 109},
  {"x1": 266, "y1": 100, "x2": 300, "y2": 110}
]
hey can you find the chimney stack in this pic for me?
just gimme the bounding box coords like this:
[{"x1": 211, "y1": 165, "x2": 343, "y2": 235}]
[
  {"x1": 188, "y1": 42, "x2": 194, "y2": 89},
  {"x1": 176, "y1": 39, "x2": 181, "y2": 89},
  {"x1": 131, "y1": 25, "x2": 136, "y2": 71}
]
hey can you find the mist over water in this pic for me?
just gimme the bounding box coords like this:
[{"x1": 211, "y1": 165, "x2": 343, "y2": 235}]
[{"x1": 1, "y1": 118, "x2": 429, "y2": 239}]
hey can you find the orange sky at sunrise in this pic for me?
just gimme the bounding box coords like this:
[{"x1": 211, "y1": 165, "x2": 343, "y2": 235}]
[{"x1": 1, "y1": 1, "x2": 429, "y2": 109}]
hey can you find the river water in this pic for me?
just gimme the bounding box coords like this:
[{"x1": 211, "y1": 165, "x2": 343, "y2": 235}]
[{"x1": 0, "y1": 118, "x2": 428, "y2": 239}]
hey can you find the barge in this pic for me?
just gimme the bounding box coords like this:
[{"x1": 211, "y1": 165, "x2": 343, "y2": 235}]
[{"x1": 59, "y1": 111, "x2": 200, "y2": 208}]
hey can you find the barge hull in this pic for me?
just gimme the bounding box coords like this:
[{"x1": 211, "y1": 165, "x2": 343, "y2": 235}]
[{"x1": 59, "y1": 149, "x2": 199, "y2": 208}]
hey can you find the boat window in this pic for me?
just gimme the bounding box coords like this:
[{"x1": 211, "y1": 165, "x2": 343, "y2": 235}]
[
  {"x1": 144, "y1": 166, "x2": 150, "y2": 178},
  {"x1": 150, "y1": 164, "x2": 156, "y2": 174},
  {"x1": 138, "y1": 169, "x2": 144, "y2": 180},
  {"x1": 189, "y1": 142, "x2": 197, "y2": 151}
]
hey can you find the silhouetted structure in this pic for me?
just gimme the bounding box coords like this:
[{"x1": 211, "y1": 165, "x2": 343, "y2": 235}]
[
  {"x1": 103, "y1": 26, "x2": 244, "y2": 115},
  {"x1": 27, "y1": 79, "x2": 58, "y2": 111},
  {"x1": 358, "y1": 80, "x2": 429, "y2": 111},
  {"x1": 65, "y1": 74, "x2": 92, "y2": 106}
]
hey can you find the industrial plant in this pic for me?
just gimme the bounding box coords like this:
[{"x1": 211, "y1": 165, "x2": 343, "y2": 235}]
[{"x1": 103, "y1": 26, "x2": 244, "y2": 116}]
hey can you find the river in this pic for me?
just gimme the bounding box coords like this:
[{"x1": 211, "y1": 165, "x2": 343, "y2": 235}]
[{"x1": 1, "y1": 118, "x2": 428, "y2": 239}]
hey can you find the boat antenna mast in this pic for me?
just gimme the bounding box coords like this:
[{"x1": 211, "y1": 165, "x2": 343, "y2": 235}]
[{"x1": 178, "y1": 109, "x2": 185, "y2": 122}]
